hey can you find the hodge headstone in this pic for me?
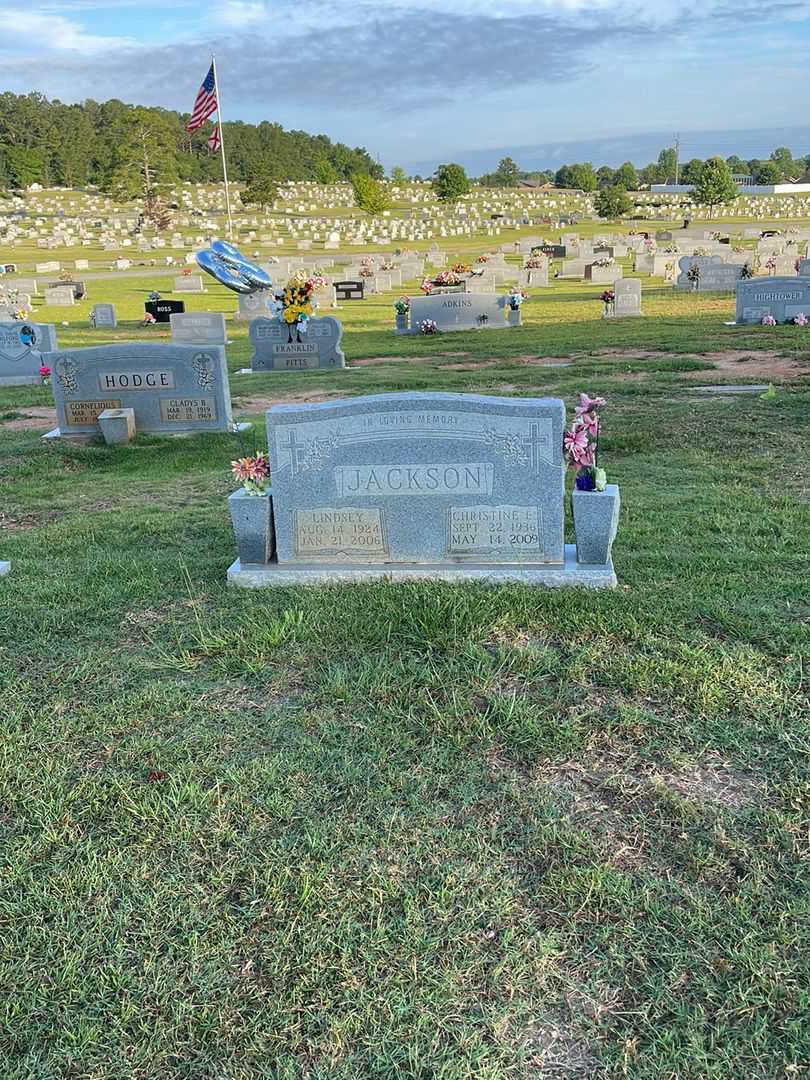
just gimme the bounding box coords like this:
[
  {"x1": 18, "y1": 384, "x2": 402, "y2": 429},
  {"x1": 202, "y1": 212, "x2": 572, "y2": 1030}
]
[
  {"x1": 249, "y1": 316, "x2": 345, "y2": 371},
  {"x1": 46, "y1": 343, "x2": 233, "y2": 436}
]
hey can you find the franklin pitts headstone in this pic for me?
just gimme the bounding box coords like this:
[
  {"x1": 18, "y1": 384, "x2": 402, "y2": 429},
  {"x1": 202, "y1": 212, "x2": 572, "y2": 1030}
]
[
  {"x1": 249, "y1": 316, "x2": 345, "y2": 371},
  {"x1": 0, "y1": 321, "x2": 58, "y2": 385},
  {"x1": 268, "y1": 392, "x2": 564, "y2": 565},
  {"x1": 736, "y1": 277, "x2": 810, "y2": 324},
  {"x1": 45, "y1": 343, "x2": 233, "y2": 436}
]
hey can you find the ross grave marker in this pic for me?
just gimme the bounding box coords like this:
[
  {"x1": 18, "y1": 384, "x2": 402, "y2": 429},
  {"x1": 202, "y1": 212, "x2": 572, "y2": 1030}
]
[{"x1": 145, "y1": 299, "x2": 185, "y2": 323}]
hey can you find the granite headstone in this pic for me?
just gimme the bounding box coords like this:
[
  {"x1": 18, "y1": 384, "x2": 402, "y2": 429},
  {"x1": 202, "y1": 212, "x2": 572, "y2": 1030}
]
[
  {"x1": 735, "y1": 277, "x2": 810, "y2": 324},
  {"x1": 266, "y1": 392, "x2": 565, "y2": 566},
  {"x1": 46, "y1": 343, "x2": 233, "y2": 435},
  {"x1": 249, "y1": 316, "x2": 345, "y2": 371},
  {"x1": 0, "y1": 321, "x2": 58, "y2": 385}
]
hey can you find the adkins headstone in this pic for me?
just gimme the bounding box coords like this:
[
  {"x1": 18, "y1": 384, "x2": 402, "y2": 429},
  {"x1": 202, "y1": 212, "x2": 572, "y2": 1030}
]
[
  {"x1": 407, "y1": 293, "x2": 517, "y2": 333},
  {"x1": 266, "y1": 392, "x2": 565, "y2": 566},
  {"x1": 735, "y1": 277, "x2": 810, "y2": 324},
  {"x1": 249, "y1": 316, "x2": 346, "y2": 371},
  {"x1": 46, "y1": 343, "x2": 233, "y2": 436},
  {"x1": 0, "y1": 321, "x2": 58, "y2": 385}
]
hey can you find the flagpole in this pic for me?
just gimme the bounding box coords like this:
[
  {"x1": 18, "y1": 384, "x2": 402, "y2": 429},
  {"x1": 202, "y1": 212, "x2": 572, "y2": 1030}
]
[{"x1": 211, "y1": 55, "x2": 234, "y2": 241}]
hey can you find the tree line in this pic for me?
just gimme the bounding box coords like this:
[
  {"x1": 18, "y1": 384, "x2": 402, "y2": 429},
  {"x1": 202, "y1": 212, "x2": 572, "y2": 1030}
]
[
  {"x1": 475, "y1": 147, "x2": 810, "y2": 190},
  {"x1": 0, "y1": 92, "x2": 382, "y2": 194}
]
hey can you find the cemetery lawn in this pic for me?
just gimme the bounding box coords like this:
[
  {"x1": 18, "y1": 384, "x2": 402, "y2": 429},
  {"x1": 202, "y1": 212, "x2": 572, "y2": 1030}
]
[{"x1": 2, "y1": 279, "x2": 810, "y2": 1078}]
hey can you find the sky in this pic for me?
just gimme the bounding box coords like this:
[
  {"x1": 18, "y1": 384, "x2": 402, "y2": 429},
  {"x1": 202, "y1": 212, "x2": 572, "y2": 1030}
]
[{"x1": 1, "y1": 0, "x2": 808, "y2": 173}]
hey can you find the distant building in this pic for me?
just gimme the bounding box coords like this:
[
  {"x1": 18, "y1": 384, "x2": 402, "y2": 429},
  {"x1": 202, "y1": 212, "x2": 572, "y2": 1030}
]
[{"x1": 651, "y1": 180, "x2": 810, "y2": 195}]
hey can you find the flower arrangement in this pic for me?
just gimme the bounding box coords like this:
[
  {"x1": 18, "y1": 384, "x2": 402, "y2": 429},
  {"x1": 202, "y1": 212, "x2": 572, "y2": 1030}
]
[
  {"x1": 182, "y1": 266, "x2": 193, "y2": 276},
  {"x1": 148, "y1": 290, "x2": 161, "y2": 302},
  {"x1": 476, "y1": 254, "x2": 491, "y2": 264},
  {"x1": 600, "y1": 289, "x2": 615, "y2": 317},
  {"x1": 13, "y1": 308, "x2": 28, "y2": 321},
  {"x1": 793, "y1": 313, "x2": 808, "y2": 326},
  {"x1": 796, "y1": 258, "x2": 803, "y2": 275},
  {"x1": 564, "y1": 393, "x2": 607, "y2": 492},
  {"x1": 593, "y1": 256, "x2": 614, "y2": 268},
  {"x1": 435, "y1": 269, "x2": 463, "y2": 285},
  {"x1": 507, "y1": 289, "x2": 527, "y2": 311},
  {"x1": 687, "y1": 263, "x2": 701, "y2": 287},
  {"x1": 525, "y1": 257, "x2": 545, "y2": 269},
  {"x1": 740, "y1": 262, "x2": 755, "y2": 280},
  {"x1": 451, "y1": 262, "x2": 471, "y2": 275},
  {"x1": 39, "y1": 365, "x2": 51, "y2": 385},
  {"x1": 419, "y1": 319, "x2": 439, "y2": 335},
  {"x1": 761, "y1": 314, "x2": 777, "y2": 326},
  {"x1": 420, "y1": 277, "x2": 434, "y2": 294},
  {"x1": 142, "y1": 312, "x2": 156, "y2": 326},
  {"x1": 281, "y1": 281, "x2": 315, "y2": 335},
  {"x1": 231, "y1": 452, "x2": 270, "y2": 496},
  {"x1": 394, "y1": 296, "x2": 410, "y2": 316},
  {"x1": 765, "y1": 255, "x2": 778, "y2": 275},
  {"x1": 359, "y1": 266, "x2": 374, "y2": 278}
]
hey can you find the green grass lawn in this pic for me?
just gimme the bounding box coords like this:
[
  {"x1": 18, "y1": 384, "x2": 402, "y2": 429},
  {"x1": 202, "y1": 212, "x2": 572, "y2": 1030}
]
[{"x1": 1, "y1": 233, "x2": 810, "y2": 1077}]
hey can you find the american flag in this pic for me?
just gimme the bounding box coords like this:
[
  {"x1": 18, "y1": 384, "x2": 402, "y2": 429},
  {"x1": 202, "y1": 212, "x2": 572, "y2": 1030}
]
[
  {"x1": 187, "y1": 63, "x2": 217, "y2": 133},
  {"x1": 207, "y1": 124, "x2": 221, "y2": 153}
]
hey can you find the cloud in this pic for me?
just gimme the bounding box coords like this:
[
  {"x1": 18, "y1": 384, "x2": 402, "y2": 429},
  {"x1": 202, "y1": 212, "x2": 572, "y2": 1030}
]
[{"x1": 0, "y1": 9, "x2": 135, "y2": 53}]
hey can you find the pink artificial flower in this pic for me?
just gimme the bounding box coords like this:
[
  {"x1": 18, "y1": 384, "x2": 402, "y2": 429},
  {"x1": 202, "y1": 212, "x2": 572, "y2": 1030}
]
[
  {"x1": 564, "y1": 426, "x2": 590, "y2": 466},
  {"x1": 39, "y1": 365, "x2": 51, "y2": 377},
  {"x1": 576, "y1": 392, "x2": 606, "y2": 414},
  {"x1": 575, "y1": 411, "x2": 600, "y2": 436}
]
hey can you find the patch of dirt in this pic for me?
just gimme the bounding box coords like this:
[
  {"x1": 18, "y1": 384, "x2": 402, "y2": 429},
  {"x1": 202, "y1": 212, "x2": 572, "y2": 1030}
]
[
  {"x1": 655, "y1": 754, "x2": 764, "y2": 810},
  {"x1": 684, "y1": 352, "x2": 807, "y2": 381},
  {"x1": 443, "y1": 360, "x2": 497, "y2": 370},
  {"x1": 515, "y1": 355, "x2": 576, "y2": 367},
  {"x1": 521, "y1": 1019, "x2": 602, "y2": 1075},
  {"x1": 592, "y1": 348, "x2": 809, "y2": 381},
  {"x1": 348, "y1": 351, "x2": 470, "y2": 368},
  {"x1": 232, "y1": 391, "x2": 345, "y2": 411},
  {"x1": 0, "y1": 510, "x2": 44, "y2": 532},
  {"x1": 0, "y1": 406, "x2": 56, "y2": 431}
]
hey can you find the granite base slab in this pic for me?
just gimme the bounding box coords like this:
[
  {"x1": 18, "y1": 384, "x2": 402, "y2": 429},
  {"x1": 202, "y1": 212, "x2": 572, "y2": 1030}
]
[
  {"x1": 227, "y1": 545, "x2": 617, "y2": 589},
  {"x1": 0, "y1": 375, "x2": 42, "y2": 387},
  {"x1": 43, "y1": 422, "x2": 252, "y2": 441}
]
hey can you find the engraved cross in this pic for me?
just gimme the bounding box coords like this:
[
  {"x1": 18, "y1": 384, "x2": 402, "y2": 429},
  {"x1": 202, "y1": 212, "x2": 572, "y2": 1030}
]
[
  {"x1": 279, "y1": 426, "x2": 306, "y2": 474},
  {"x1": 522, "y1": 422, "x2": 548, "y2": 472}
]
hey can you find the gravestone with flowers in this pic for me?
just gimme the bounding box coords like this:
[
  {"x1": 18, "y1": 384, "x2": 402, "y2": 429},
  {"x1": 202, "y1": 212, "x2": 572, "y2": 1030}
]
[{"x1": 226, "y1": 391, "x2": 620, "y2": 589}]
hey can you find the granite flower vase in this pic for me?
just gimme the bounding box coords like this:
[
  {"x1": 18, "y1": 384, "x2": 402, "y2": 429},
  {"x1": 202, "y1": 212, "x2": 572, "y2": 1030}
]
[
  {"x1": 229, "y1": 489, "x2": 275, "y2": 565},
  {"x1": 572, "y1": 484, "x2": 620, "y2": 565},
  {"x1": 395, "y1": 313, "x2": 409, "y2": 333}
]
